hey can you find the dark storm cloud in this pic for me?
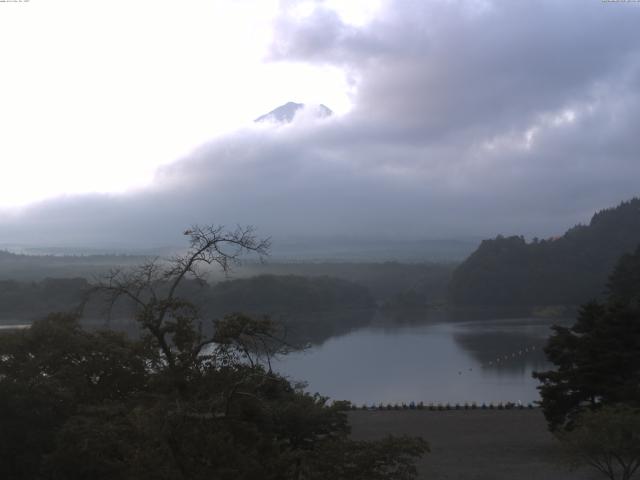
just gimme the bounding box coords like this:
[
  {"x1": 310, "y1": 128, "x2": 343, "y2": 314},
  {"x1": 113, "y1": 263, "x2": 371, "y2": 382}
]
[
  {"x1": 271, "y1": 0, "x2": 640, "y2": 141},
  {"x1": 2, "y1": 0, "x2": 640, "y2": 250}
]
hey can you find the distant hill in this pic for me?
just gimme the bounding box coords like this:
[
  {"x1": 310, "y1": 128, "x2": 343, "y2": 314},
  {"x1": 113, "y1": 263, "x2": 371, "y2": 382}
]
[
  {"x1": 0, "y1": 250, "x2": 148, "y2": 281},
  {"x1": 0, "y1": 278, "x2": 89, "y2": 322},
  {"x1": 449, "y1": 198, "x2": 640, "y2": 307},
  {"x1": 206, "y1": 274, "x2": 373, "y2": 314},
  {"x1": 0, "y1": 274, "x2": 376, "y2": 346},
  {"x1": 254, "y1": 102, "x2": 332, "y2": 123}
]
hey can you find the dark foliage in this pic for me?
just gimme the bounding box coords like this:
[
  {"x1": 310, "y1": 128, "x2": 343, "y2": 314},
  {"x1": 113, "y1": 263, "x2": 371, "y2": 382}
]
[
  {"x1": 533, "y1": 246, "x2": 640, "y2": 431},
  {"x1": 0, "y1": 314, "x2": 148, "y2": 479},
  {"x1": 450, "y1": 198, "x2": 640, "y2": 306},
  {"x1": 0, "y1": 313, "x2": 427, "y2": 479},
  {"x1": 206, "y1": 274, "x2": 374, "y2": 314},
  {"x1": 237, "y1": 261, "x2": 455, "y2": 304},
  {"x1": 0, "y1": 274, "x2": 373, "y2": 323},
  {"x1": 0, "y1": 277, "x2": 89, "y2": 321},
  {"x1": 0, "y1": 225, "x2": 427, "y2": 479},
  {"x1": 557, "y1": 405, "x2": 640, "y2": 480}
]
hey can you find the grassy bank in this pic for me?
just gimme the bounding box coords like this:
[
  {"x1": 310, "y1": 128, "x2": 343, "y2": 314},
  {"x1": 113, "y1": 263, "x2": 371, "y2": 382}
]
[{"x1": 348, "y1": 409, "x2": 598, "y2": 480}]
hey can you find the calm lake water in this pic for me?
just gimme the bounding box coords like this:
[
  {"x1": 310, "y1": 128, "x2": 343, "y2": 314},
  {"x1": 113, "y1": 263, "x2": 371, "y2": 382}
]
[
  {"x1": 274, "y1": 314, "x2": 567, "y2": 405},
  {"x1": 0, "y1": 323, "x2": 30, "y2": 330},
  {"x1": 1, "y1": 315, "x2": 565, "y2": 405}
]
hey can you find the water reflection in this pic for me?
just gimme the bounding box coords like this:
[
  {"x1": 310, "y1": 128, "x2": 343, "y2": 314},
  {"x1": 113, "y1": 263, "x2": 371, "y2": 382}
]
[
  {"x1": 0, "y1": 323, "x2": 30, "y2": 331},
  {"x1": 274, "y1": 309, "x2": 375, "y2": 348},
  {"x1": 274, "y1": 314, "x2": 569, "y2": 405},
  {"x1": 452, "y1": 320, "x2": 557, "y2": 375}
]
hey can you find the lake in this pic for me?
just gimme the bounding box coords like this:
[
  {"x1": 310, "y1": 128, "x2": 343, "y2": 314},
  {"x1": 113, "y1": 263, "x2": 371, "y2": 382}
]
[
  {"x1": 274, "y1": 314, "x2": 567, "y2": 406},
  {"x1": 0, "y1": 323, "x2": 31, "y2": 330},
  {"x1": 0, "y1": 313, "x2": 565, "y2": 405}
]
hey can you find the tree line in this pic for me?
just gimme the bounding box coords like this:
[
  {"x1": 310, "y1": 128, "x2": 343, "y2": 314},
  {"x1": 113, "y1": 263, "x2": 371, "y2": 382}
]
[
  {"x1": 0, "y1": 274, "x2": 372, "y2": 320},
  {"x1": 449, "y1": 198, "x2": 640, "y2": 307}
]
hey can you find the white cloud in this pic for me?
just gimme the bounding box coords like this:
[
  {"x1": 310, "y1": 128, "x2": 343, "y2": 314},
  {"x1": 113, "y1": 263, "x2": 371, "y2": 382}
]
[
  {"x1": 1, "y1": 0, "x2": 640, "y2": 247},
  {"x1": 0, "y1": 0, "x2": 355, "y2": 207}
]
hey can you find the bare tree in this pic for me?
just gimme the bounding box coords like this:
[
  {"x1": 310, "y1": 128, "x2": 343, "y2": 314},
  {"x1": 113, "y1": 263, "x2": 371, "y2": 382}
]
[{"x1": 91, "y1": 225, "x2": 271, "y2": 371}]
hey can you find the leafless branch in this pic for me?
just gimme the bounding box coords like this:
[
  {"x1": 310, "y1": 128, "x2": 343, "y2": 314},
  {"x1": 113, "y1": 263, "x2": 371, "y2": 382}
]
[{"x1": 88, "y1": 224, "x2": 271, "y2": 373}]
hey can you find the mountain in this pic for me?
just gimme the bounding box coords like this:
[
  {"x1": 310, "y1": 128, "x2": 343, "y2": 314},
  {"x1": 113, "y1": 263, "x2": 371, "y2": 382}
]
[
  {"x1": 449, "y1": 198, "x2": 640, "y2": 307},
  {"x1": 254, "y1": 102, "x2": 332, "y2": 123}
]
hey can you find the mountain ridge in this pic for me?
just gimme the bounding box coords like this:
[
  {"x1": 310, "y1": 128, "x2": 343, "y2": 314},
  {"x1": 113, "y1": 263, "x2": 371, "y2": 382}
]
[
  {"x1": 254, "y1": 101, "x2": 332, "y2": 123},
  {"x1": 449, "y1": 198, "x2": 640, "y2": 307}
]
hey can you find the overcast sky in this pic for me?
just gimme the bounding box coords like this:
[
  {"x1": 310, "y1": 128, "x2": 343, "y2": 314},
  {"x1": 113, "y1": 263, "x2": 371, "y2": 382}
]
[{"x1": 1, "y1": 0, "x2": 639, "y2": 250}]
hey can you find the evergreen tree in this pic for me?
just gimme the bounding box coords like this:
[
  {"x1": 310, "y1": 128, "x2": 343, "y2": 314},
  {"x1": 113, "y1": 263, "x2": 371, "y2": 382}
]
[{"x1": 534, "y1": 245, "x2": 640, "y2": 431}]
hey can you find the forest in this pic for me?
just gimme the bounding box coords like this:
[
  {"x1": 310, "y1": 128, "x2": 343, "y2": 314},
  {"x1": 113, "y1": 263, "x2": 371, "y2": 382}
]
[
  {"x1": 449, "y1": 198, "x2": 640, "y2": 307},
  {"x1": 3, "y1": 198, "x2": 640, "y2": 326}
]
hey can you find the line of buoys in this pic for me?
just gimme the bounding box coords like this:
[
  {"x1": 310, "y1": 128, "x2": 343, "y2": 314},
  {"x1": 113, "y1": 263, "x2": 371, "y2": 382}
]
[
  {"x1": 477, "y1": 344, "x2": 539, "y2": 369},
  {"x1": 451, "y1": 344, "x2": 543, "y2": 379},
  {"x1": 346, "y1": 401, "x2": 536, "y2": 411}
]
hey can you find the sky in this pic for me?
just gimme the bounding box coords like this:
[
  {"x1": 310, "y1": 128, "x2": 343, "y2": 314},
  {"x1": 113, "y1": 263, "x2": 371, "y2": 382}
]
[{"x1": 1, "y1": 0, "x2": 639, "y2": 251}]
